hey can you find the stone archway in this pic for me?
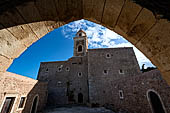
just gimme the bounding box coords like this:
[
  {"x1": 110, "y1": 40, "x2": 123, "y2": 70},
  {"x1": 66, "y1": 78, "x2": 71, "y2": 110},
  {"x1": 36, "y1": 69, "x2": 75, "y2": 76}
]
[
  {"x1": 147, "y1": 90, "x2": 167, "y2": 113},
  {"x1": 30, "y1": 95, "x2": 39, "y2": 113},
  {"x1": 0, "y1": 0, "x2": 170, "y2": 84},
  {"x1": 78, "y1": 93, "x2": 84, "y2": 103}
]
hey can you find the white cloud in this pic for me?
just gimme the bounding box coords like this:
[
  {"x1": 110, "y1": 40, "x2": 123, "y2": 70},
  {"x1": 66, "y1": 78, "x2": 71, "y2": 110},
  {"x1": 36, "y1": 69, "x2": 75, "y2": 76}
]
[{"x1": 61, "y1": 19, "x2": 155, "y2": 68}]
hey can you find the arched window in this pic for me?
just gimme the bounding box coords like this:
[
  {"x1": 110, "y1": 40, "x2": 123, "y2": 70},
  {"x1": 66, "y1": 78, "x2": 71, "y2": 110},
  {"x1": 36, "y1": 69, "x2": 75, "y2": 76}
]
[
  {"x1": 30, "y1": 95, "x2": 39, "y2": 113},
  {"x1": 78, "y1": 72, "x2": 83, "y2": 77},
  {"x1": 78, "y1": 45, "x2": 83, "y2": 52},
  {"x1": 106, "y1": 53, "x2": 111, "y2": 58},
  {"x1": 147, "y1": 90, "x2": 166, "y2": 113},
  {"x1": 79, "y1": 33, "x2": 82, "y2": 37}
]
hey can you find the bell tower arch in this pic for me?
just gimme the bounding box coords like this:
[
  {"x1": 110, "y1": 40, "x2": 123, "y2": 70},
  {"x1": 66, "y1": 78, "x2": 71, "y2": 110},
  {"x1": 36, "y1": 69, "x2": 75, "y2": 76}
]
[{"x1": 73, "y1": 30, "x2": 88, "y2": 56}]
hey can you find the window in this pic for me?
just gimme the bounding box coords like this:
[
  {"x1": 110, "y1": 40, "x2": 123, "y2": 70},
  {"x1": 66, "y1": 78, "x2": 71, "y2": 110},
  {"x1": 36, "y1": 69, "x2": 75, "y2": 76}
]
[
  {"x1": 45, "y1": 68, "x2": 48, "y2": 73},
  {"x1": 18, "y1": 97, "x2": 26, "y2": 109},
  {"x1": 57, "y1": 67, "x2": 62, "y2": 72},
  {"x1": 57, "y1": 81, "x2": 62, "y2": 86},
  {"x1": 78, "y1": 32, "x2": 85, "y2": 37},
  {"x1": 1, "y1": 97, "x2": 16, "y2": 113},
  {"x1": 79, "y1": 33, "x2": 82, "y2": 37},
  {"x1": 66, "y1": 67, "x2": 70, "y2": 71},
  {"x1": 72, "y1": 62, "x2": 77, "y2": 64},
  {"x1": 106, "y1": 53, "x2": 111, "y2": 58},
  {"x1": 78, "y1": 45, "x2": 83, "y2": 52},
  {"x1": 78, "y1": 72, "x2": 82, "y2": 77},
  {"x1": 119, "y1": 90, "x2": 124, "y2": 99},
  {"x1": 57, "y1": 65, "x2": 63, "y2": 72},
  {"x1": 103, "y1": 70, "x2": 108, "y2": 75},
  {"x1": 119, "y1": 69, "x2": 124, "y2": 74}
]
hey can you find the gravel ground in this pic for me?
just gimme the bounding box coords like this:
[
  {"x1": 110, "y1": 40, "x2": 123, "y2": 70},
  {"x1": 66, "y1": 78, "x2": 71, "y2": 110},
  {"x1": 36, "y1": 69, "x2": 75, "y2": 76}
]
[{"x1": 43, "y1": 106, "x2": 115, "y2": 113}]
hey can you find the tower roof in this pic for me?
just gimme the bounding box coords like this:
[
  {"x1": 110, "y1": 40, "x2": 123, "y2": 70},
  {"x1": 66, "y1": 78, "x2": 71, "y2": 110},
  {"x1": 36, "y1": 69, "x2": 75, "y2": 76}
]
[
  {"x1": 76, "y1": 29, "x2": 87, "y2": 37},
  {"x1": 77, "y1": 29, "x2": 86, "y2": 33}
]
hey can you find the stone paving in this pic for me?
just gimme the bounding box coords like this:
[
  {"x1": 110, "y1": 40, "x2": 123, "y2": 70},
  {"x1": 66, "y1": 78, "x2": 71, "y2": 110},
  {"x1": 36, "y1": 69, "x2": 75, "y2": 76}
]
[{"x1": 43, "y1": 106, "x2": 115, "y2": 113}]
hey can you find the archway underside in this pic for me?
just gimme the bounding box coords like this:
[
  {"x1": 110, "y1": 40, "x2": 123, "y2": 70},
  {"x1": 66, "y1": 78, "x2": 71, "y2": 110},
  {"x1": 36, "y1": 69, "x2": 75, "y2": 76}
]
[{"x1": 0, "y1": 0, "x2": 170, "y2": 84}]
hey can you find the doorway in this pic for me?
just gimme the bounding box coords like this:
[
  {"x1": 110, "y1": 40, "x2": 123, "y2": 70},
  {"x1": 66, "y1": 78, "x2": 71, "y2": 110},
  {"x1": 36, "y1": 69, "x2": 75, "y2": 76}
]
[
  {"x1": 78, "y1": 93, "x2": 83, "y2": 103},
  {"x1": 30, "y1": 95, "x2": 39, "y2": 113},
  {"x1": 148, "y1": 90, "x2": 166, "y2": 113}
]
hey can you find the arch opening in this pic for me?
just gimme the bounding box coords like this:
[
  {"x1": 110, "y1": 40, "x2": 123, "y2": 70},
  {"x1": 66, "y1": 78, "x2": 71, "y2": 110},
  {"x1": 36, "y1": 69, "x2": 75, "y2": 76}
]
[
  {"x1": 30, "y1": 95, "x2": 39, "y2": 113},
  {"x1": 78, "y1": 45, "x2": 83, "y2": 53},
  {"x1": 147, "y1": 90, "x2": 166, "y2": 113},
  {"x1": 78, "y1": 93, "x2": 83, "y2": 104},
  {"x1": 7, "y1": 19, "x2": 156, "y2": 79}
]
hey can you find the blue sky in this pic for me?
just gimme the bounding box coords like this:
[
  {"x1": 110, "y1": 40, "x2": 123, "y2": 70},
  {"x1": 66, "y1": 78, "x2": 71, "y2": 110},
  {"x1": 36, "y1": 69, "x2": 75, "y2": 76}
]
[{"x1": 7, "y1": 19, "x2": 155, "y2": 79}]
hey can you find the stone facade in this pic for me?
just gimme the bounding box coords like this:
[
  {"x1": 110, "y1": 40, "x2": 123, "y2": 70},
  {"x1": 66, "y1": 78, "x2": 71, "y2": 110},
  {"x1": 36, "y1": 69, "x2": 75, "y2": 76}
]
[
  {"x1": 37, "y1": 30, "x2": 141, "y2": 106},
  {"x1": 111, "y1": 70, "x2": 170, "y2": 113},
  {"x1": 0, "y1": 72, "x2": 47, "y2": 113},
  {"x1": 88, "y1": 48, "x2": 141, "y2": 105},
  {"x1": 38, "y1": 56, "x2": 89, "y2": 106}
]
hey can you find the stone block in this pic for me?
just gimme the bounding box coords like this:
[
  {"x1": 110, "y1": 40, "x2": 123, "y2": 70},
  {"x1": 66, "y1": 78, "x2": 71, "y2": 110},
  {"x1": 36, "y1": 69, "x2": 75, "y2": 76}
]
[
  {"x1": 102, "y1": 0, "x2": 124, "y2": 28},
  {"x1": 136, "y1": 19, "x2": 170, "y2": 58},
  {"x1": 115, "y1": 0, "x2": 142, "y2": 35},
  {"x1": 16, "y1": 2, "x2": 49, "y2": 38},
  {"x1": 83, "y1": 0, "x2": 105, "y2": 23},
  {"x1": 162, "y1": 71, "x2": 170, "y2": 85},
  {"x1": 0, "y1": 56, "x2": 12, "y2": 72},
  {"x1": 127, "y1": 8, "x2": 156, "y2": 44},
  {"x1": 0, "y1": 27, "x2": 27, "y2": 59},
  {"x1": 0, "y1": 9, "x2": 25, "y2": 28},
  {"x1": 35, "y1": 0, "x2": 59, "y2": 21},
  {"x1": 7, "y1": 25, "x2": 39, "y2": 47},
  {"x1": 152, "y1": 47, "x2": 170, "y2": 72}
]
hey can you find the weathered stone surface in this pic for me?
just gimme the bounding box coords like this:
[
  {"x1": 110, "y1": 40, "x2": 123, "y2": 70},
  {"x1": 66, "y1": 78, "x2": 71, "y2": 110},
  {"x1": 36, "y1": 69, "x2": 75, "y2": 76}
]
[
  {"x1": 7, "y1": 25, "x2": 39, "y2": 47},
  {"x1": 0, "y1": 56, "x2": 12, "y2": 72},
  {"x1": 102, "y1": 0, "x2": 124, "y2": 28},
  {"x1": 0, "y1": 72, "x2": 48, "y2": 113},
  {"x1": 0, "y1": 9, "x2": 39, "y2": 47},
  {"x1": 35, "y1": 0, "x2": 59, "y2": 21},
  {"x1": 152, "y1": 47, "x2": 170, "y2": 72},
  {"x1": 0, "y1": 27, "x2": 27, "y2": 59},
  {"x1": 136, "y1": 19, "x2": 170, "y2": 58},
  {"x1": 16, "y1": 2, "x2": 49, "y2": 38},
  {"x1": 54, "y1": 0, "x2": 68, "y2": 21},
  {"x1": 45, "y1": 21, "x2": 66, "y2": 32},
  {"x1": 67, "y1": 0, "x2": 83, "y2": 21},
  {"x1": 127, "y1": 8, "x2": 156, "y2": 44},
  {"x1": 114, "y1": 0, "x2": 142, "y2": 36},
  {"x1": 162, "y1": 71, "x2": 170, "y2": 85},
  {"x1": 83, "y1": 0, "x2": 105, "y2": 23},
  {"x1": 0, "y1": 9, "x2": 25, "y2": 28},
  {"x1": 87, "y1": 47, "x2": 140, "y2": 104},
  {"x1": 26, "y1": 22, "x2": 49, "y2": 39},
  {"x1": 45, "y1": 21, "x2": 57, "y2": 32},
  {"x1": 16, "y1": 2, "x2": 42, "y2": 22},
  {"x1": 111, "y1": 70, "x2": 170, "y2": 113},
  {"x1": 55, "y1": 0, "x2": 82, "y2": 23}
]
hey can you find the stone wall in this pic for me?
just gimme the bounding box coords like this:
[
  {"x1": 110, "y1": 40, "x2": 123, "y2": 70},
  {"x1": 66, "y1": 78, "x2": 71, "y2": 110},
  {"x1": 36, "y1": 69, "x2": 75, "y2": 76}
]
[
  {"x1": 38, "y1": 56, "x2": 89, "y2": 106},
  {"x1": 87, "y1": 47, "x2": 141, "y2": 105},
  {"x1": 111, "y1": 70, "x2": 170, "y2": 113},
  {"x1": 0, "y1": 72, "x2": 47, "y2": 113}
]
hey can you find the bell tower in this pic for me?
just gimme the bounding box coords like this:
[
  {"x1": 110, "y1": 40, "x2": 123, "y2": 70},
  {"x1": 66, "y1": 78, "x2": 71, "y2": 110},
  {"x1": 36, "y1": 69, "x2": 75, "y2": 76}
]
[{"x1": 73, "y1": 30, "x2": 88, "y2": 57}]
